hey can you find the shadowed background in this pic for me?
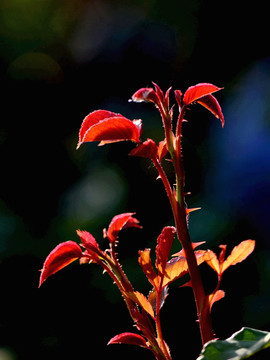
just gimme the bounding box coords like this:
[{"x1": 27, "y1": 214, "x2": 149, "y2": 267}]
[{"x1": 0, "y1": 0, "x2": 270, "y2": 359}]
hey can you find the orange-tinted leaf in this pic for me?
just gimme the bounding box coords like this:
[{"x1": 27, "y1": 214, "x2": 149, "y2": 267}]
[
  {"x1": 39, "y1": 241, "x2": 82, "y2": 287},
  {"x1": 106, "y1": 213, "x2": 141, "y2": 243},
  {"x1": 155, "y1": 226, "x2": 176, "y2": 275},
  {"x1": 77, "y1": 110, "x2": 142, "y2": 148},
  {"x1": 197, "y1": 94, "x2": 225, "y2": 127},
  {"x1": 129, "y1": 139, "x2": 158, "y2": 160},
  {"x1": 222, "y1": 239, "x2": 255, "y2": 273},
  {"x1": 157, "y1": 139, "x2": 168, "y2": 161},
  {"x1": 108, "y1": 332, "x2": 148, "y2": 348},
  {"x1": 132, "y1": 291, "x2": 155, "y2": 318},
  {"x1": 138, "y1": 249, "x2": 158, "y2": 288},
  {"x1": 204, "y1": 250, "x2": 220, "y2": 274},
  {"x1": 172, "y1": 241, "x2": 205, "y2": 257},
  {"x1": 163, "y1": 256, "x2": 188, "y2": 287},
  {"x1": 183, "y1": 83, "x2": 222, "y2": 106},
  {"x1": 163, "y1": 250, "x2": 206, "y2": 287},
  {"x1": 208, "y1": 290, "x2": 225, "y2": 311}
]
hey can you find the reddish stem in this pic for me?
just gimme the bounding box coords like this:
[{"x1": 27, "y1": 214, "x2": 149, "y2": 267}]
[{"x1": 153, "y1": 106, "x2": 214, "y2": 345}]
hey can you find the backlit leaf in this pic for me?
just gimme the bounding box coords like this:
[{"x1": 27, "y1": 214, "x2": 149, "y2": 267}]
[
  {"x1": 155, "y1": 226, "x2": 176, "y2": 275},
  {"x1": 132, "y1": 291, "x2": 155, "y2": 318},
  {"x1": 39, "y1": 241, "x2": 82, "y2": 287},
  {"x1": 138, "y1": 249, "x2": 158, "y2": 288},
  {"x1": 77, "y1": 110, "x2": 142, "y2": 148},
  {"x1": 77, "y1": 230, "x2": 98, "y2": 249},
  {"x1": 204, "y1": 250, "x2": 220, "y2": 274},
  {"x1": 172, "y1": 242, "x2": 205, "y2": 257},
  {"x1": 163, "y1": 250, "x2": 206, "y2": 287},
  {"x1": 197, "y1": 94, "x2": 225, "y2": 127},
  {"x1": 157, "y1": 139, "x2": 168, "y2": 161},
  {"x1": 222, "y1": 240, "x2": 255, "y2": 273},
  {"x1": 76, "y1": 230, "x2": 102, "y2": 262},
  {"x1": 106, "y1": 213, "x2": 141, "y2": 243},
  {"x1": 131, "y1": 87, "x2": 159, "y2": 105},
  {"x1": 78, "y1": 110, "x2": 121, "y2": 145},
  {"x1": 108, "y1": 332, "x2": 148, "y2": 348},
  {"x1": 208, "y1": 290, "x2": 225, "y2": 311},
  {"x1": 148, "y1": 286, "x2": 169, "y2": 314},
  {"x1": 183, "y1": 83, "x2": 222, "y2": 106},
  {"x1": 129, "y1": 139, "x2": 158, "y2": 160}
]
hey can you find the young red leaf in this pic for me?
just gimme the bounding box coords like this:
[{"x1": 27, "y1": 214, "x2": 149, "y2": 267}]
[
  {"x1": 197, "y1": 94, "x2": 225, "y2": 127},
  {"x1": 39, "y1": 241, "x2": 82, "y2": 287},
  {"x1": 222, "y1": 239, "x2": 255, "y2": 273},
  {"x1": 152, "y1": 82, "x2": 166, "y2": 108},
  {"x1": 164, "y1": 86, "x2": 172, "y2": 109},
  {"x1": 78, "y1": 110, "x2": 122, "y2": 145},
  {"x1": 174, "y1": 90, "x2": 183, "y2": 108},
  {"x1": 155, "y1": 226, "x2": 176, "y2": 275},
  {"x1": 108, "y1": 332, "x2": 148, "y2": 348},
  {"x1": 77, "y1": 110, "x2": 142, "y2": 148},
  {"x1": 105, "y1": 213, "x2": 141, "y2": 243},
  {"x1": 131, "y1": 87, "x2": 159, "y2": 105},
  {"x1": 129, "y1": 139, "x2": 158, "y2": 160},
  {"x1": 183, "y1": 83, "x2": 222, "y2": 106},
  {"x1": 77, "y1": 230, "x2": 98, "y2": 249},
  {"x1": 76, "y1": 230, "x2": 102, "y2": 262},
  {"x1": 157, "y1": 139, "x2": 168, "y2": 161}
]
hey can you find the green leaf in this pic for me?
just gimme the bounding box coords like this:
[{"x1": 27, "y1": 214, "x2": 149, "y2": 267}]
[{"x1": 197, "y1": 327, "x2": 270, "y2": 360}]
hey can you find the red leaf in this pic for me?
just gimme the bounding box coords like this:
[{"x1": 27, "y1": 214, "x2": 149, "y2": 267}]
[
  {"x1": 39, "y1": 241, "x2": 82, "y2": 287},
  {"x1": 129, "y1": 139, "x2": 158, "y2": 160},
  {"x1": 197, "y1": 94, "x2": 225, "y2": 127},
  {"x1": 131, "y1": 87, "x2": 159, "y2": 105},
  {"x1": 108, "y1": 332, "x2": 148, "y2": 348},
  {"x1": 77, "y1": 110, "x2": 142, "y2": 148},
  {"x1": 155, "y1": 226, "x2": 176, "y2": 275},
  {"x1": 76, "y1": 230, "x2": 102, "y2": 262},
  {"x1": 106, "y1": 213, "x2": 141, "y2": 243},
  {"x1": 78, "y1": 110, "x2": 121, "y2": 145},
  {"x1": 183, "y1": 83, "x2": 222, "y2": 106},
  {"x1": 77, "y1": 230, "x2": 98, "y2": 248},
  {"x1": 174, "y1": 90, "x2": 183, "y2": 108}
]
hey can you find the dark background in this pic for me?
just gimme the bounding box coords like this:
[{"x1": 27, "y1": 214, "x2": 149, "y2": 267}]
[{"x1": 0, "y1": 0, "x2": 270, "y2": 359}]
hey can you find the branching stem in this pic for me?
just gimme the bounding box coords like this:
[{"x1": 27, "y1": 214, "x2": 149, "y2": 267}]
[{"x1": 152, "y1": 105, "x2": 215, "y2": 345}]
